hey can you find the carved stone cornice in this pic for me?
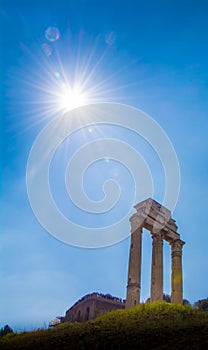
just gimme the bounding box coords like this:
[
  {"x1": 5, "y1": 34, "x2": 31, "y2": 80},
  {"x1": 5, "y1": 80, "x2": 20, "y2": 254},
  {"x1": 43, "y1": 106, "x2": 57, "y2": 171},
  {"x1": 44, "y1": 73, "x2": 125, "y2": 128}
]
[{"x1": 130, "y1": 198, "x2": 180, "y2": 242}]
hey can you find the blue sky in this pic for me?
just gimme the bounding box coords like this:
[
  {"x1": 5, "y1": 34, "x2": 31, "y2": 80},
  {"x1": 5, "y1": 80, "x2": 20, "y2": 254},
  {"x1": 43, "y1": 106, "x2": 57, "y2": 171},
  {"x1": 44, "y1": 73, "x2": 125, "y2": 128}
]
[{"x1": 1, "y1": 0, "x2": 208, "y2": 331}]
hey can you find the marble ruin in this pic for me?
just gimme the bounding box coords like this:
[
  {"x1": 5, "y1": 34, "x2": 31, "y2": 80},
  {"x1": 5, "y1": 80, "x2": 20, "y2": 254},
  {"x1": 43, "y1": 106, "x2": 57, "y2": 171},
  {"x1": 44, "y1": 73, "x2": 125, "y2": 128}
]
[{"x1": 126, "y1": 198, "x2": 185, "y2": 308}]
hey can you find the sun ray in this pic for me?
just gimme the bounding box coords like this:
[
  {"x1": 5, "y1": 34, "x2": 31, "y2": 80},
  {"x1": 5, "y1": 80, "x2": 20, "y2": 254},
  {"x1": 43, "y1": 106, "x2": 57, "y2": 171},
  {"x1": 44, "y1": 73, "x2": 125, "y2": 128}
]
[{"x1": 8, "y1": 30, "x2": 151, "y2": 134}]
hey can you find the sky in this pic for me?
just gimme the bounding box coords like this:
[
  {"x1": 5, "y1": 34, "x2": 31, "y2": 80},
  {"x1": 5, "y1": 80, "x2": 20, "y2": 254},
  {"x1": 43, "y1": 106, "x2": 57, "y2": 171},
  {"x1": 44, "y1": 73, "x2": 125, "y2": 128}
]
[{"x1": 1, "y1": 0, "x2": 208, "y2": 331}]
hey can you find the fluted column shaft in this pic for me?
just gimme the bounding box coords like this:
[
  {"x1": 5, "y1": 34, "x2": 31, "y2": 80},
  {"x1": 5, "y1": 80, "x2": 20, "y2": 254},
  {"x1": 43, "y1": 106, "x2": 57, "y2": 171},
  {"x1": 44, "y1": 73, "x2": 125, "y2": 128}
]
[
  {"x1": 126, "y1": 227, "x2": 142, "y2": 309},
  {"x1": 171, "y1": 240, "x2": 184, "y2": 304},
  {"x1": 150, "y1": 232, "x2": 163, "y2": 302}
]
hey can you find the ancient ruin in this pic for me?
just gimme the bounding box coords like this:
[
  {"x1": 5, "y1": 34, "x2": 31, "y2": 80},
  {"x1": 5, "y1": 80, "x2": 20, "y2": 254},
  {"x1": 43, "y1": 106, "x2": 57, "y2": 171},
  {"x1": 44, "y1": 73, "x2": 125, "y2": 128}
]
[
  {"x1": 63, "y1": 292, "x2": 125, "y2": 323},
  {"x1": 126, "y1": 198, "x2": 185, "y2": 308}
]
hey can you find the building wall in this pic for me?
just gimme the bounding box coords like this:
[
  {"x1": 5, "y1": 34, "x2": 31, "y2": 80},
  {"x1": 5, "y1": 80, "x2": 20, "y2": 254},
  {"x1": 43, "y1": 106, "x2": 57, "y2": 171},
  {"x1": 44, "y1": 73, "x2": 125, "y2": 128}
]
[{"x1": 63, "y1": 293, "x2": 125, "y2": 323}]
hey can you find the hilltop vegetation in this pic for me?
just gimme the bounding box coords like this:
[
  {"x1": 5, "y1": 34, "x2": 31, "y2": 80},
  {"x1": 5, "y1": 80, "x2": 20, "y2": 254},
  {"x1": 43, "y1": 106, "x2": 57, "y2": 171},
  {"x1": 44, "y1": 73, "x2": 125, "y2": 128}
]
[{"x1": 1, "y1": 302, "x2": 208, "y2": 349}]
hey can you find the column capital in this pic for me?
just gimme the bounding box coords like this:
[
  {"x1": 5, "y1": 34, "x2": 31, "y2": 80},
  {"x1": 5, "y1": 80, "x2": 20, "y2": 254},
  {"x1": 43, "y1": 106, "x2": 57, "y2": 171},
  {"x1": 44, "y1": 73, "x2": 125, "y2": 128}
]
[
  {"x1": 170, "y1": 239, "x2": 185, "y2": 251},
  {"x1": 170, "y1": 239, "x2": 185, "y2": 258},
  {"x1": 151, "y1": 231, "x2": 164, "y2": 244}
]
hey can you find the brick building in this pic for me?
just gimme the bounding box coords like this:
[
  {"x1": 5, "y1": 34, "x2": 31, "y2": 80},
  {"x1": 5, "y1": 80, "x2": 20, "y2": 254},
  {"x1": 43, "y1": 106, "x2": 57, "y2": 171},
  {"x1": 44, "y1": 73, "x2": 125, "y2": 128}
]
[{"x1": 62, "y1": 292, "x2": 125, "y2": 323}]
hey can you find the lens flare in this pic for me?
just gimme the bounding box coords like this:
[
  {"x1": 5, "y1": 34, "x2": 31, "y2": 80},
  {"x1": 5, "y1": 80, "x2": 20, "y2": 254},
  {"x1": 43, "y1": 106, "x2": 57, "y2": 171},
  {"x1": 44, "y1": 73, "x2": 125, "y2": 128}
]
[
  {"x1": 54, "y1": 71, "x2": 61, "y2": 79},
  {"x1": 15, "y1": 30, "x2": 141, "y2": 127},
  {"x1": 105, "y1": 32, "x2": 116, "y2": 46},
  {"x1": 42, "y1": 43, "x2": 52, "y2": 56},
  {"x1": 45, "y1": 26, "x2": 60, "y2": 42}
]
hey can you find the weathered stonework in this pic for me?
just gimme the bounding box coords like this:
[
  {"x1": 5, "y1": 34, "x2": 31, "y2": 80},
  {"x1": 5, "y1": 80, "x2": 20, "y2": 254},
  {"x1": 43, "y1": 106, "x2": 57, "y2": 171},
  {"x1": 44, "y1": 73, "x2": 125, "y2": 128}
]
[
  {"x1": 126, "y1": 227, "x2": 142, "y2": 308},
  {"x1": 126, "y1": 198, "x2": 185, "y2": 308},
  {"x1": 63, "y1": 293, "x2": 125, "y2": 323},
  {"x1": 171, "y1": 239, "x2": 185, "y2": 304},
  {"x1": 151, "y1": 232, "x2": 163, "y2": 302}
]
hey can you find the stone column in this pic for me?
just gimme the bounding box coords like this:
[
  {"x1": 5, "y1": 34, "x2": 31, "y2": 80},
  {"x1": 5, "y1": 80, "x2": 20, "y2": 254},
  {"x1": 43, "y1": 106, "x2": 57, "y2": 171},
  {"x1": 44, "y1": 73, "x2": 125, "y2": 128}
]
[
  {"x1": 171, "y1": 239, "x2": 185, "y2": 304},
  {"x1": 150, "y1": 232, "x2": 163, "y2": 302},
  {"x1": 126, "y1": 220, "x2": 142, "y2": 309}
]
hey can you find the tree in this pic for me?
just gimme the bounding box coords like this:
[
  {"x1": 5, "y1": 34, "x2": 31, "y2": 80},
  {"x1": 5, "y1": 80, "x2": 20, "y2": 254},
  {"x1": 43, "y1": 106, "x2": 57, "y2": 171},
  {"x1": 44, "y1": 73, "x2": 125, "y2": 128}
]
[
  {"x1": 194, "y1": 298, "x2": 208, "y2": 311},
  {"x1": 145, "y1": 294, "x2": 171, "y2": 303},
  {"x1": 145, "y1": 294, "x2": 190, "y2": 305},
  {"x1": 0, "y1": 325, "x2": 13, "y2": 337},
  {"x1": 163, "y1": 294, "x2": 171, "y2": 303}
]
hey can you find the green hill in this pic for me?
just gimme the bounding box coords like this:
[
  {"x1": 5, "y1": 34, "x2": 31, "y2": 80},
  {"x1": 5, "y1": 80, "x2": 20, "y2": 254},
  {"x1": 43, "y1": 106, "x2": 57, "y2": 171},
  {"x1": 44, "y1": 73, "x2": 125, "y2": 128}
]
[{"x1": 1, "y1": 303, "x2": 208, "y2": 349}]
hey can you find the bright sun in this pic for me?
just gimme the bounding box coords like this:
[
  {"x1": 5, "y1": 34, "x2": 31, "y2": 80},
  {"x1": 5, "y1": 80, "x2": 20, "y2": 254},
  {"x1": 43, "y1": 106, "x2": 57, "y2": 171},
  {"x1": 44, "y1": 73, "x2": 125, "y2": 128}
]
[
  {"x1": 58, "y1": 85, "x2": 88, "y2": 111},
  {"x1": 22, "y1": 33, "x2": 122, "y2": 119}
]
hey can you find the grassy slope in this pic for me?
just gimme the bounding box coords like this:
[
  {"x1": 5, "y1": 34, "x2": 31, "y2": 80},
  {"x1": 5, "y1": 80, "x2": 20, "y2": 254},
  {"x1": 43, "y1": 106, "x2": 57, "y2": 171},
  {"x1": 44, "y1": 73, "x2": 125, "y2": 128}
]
[{"x1": 1, "y1": 303, "x2": 208, "y2": 350}]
